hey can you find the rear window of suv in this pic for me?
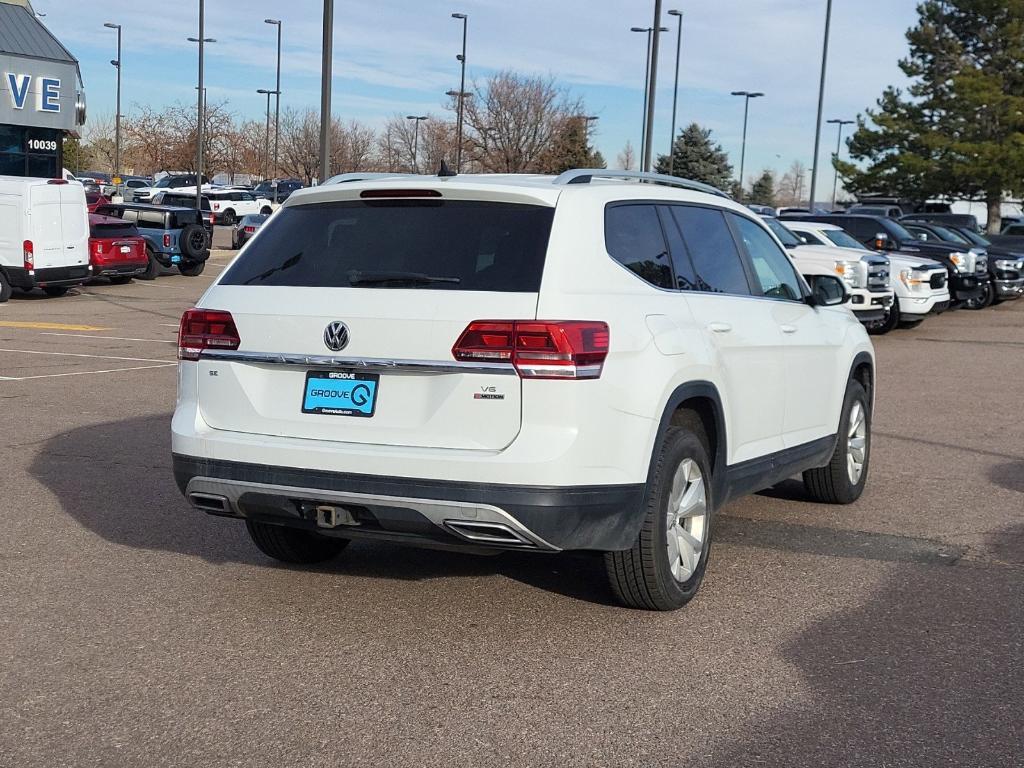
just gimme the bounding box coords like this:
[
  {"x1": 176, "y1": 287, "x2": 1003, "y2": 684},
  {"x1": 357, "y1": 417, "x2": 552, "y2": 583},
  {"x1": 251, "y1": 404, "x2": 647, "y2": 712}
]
[{"x1": 220, "y1": 199, "x2": 554, "y2": 291}]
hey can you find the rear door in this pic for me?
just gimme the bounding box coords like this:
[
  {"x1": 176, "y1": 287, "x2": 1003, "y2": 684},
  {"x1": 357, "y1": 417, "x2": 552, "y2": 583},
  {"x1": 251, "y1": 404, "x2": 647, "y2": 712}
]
[
  {"x1": 59, "y1": 185, "x2": 89, "y2": 268},
  {"x1": 28, "y1": 183, "x2": 64, "y2": 269},
  {"x1": 196, "y1": 196, "x2": 555, "y2": 451}
]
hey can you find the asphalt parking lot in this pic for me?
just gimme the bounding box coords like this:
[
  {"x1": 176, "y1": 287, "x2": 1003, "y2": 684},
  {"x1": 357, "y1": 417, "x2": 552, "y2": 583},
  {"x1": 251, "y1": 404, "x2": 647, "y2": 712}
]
[{"x1": 1, "y1": 233, "x2": 1022, "y2": 767}]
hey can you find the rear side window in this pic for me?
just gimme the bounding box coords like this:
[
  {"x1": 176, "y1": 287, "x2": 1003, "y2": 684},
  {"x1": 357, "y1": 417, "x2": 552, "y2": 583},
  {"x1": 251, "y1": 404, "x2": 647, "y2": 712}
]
[
  {"x1": 604, "y1": 204, "x2": 673, "y2": 289},
  {"x1": 170, "y1": 211, "x2": 200, "y2": 228},
  {"x1": 139, "y1": 211, "x2": 167, "y2": 228},
  {"x1": 670, "y1": 206, "x2": 751, "y2": 295},
  {"x1": 220, "y1": 200, "x2": 554, "y2": 291}
]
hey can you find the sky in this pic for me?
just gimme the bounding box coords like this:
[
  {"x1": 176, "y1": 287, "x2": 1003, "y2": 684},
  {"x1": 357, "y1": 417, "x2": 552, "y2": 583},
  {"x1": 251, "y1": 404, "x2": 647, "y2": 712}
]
[{"x1": 35, "y1": 0, "x2": 921, "y2": 188}]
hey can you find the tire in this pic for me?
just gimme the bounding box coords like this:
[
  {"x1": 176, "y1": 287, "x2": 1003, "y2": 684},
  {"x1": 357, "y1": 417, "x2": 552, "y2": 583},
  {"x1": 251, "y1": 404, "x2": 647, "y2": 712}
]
[
  {"x1": 246, "y1": 520, "x2": 349, "y2": 564},
  {"x1": 260, "y1": 206, "x2": 273, "y2": 215},
  {"x1": 220, "y1": 209, "x2": 236, "y2": 226},
  {"x1": 605, "y1": 423, "x2": 714, "y2": 611},
  {"x1": 0, "y1": 271, "x2": 11, "y2": 303},
  {"x1": 178, "y1": 260, "x2": 206, "y2": 277},
  {"x1": 803, "y1": 379, "x2": 871, "y2": 504},
  {"x1": 138, "y1": 246, "x2": 160, "y2": 280},
  {"x1": 964, "y1": 280, "x2": 994, "y2": 310},
  {"x1": 109, "y1": 275, "x2": 133, "y2": 285},
  {"x1": 231, "y1": 235, "x2": 239, "y2": 250},
  {"x1": 179, "y1": 223, "x2": 209, "y2": 261},
  {"x1": 43, "y1": 286, "x2": 69, "y2": 297},
  {"x1": 866, "y1": 299, "x2": 899, "y2": 335}
]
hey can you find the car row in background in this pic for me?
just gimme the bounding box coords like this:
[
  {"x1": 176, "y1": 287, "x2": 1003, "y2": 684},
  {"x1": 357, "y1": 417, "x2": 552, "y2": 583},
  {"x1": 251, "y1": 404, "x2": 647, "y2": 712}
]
[
  {"x1": 0, "y1": 176, "x2": 213, "y2": 303},
  {"x1": 757, "y1": 210, "x2": 1023, "y2": 334}
]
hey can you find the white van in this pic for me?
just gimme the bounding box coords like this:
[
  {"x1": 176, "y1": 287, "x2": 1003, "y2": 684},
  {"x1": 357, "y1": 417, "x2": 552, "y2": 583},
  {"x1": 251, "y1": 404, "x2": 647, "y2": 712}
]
[{"x1": 0, "y1": 176, "x2": 91, "y2": 301}]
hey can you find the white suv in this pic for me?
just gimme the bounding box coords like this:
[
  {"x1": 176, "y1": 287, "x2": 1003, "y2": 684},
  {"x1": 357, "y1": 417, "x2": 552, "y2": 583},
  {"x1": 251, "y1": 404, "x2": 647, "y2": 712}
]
[
  {"x1": 172, "y1": 170, "x2": 875, "y2": 610},
  {"x1": 178, "y1": 188, "x2": 274, "y2": 226}
]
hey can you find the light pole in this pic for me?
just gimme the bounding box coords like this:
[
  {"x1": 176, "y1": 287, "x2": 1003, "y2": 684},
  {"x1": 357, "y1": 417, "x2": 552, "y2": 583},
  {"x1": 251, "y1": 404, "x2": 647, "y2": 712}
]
[
  {"x1": 643, "y1": 1, "x2": 665, "y2": 173},
  {"x1": 582, "y1": 115, "x2": 599, "y2": 161},
  {"x1": 406, "y1": 115, "x2": 428, "y2": 172},
  {"x1": 257, "y1": 89, "x2": 278, "y2": 182},
  {"x1": 103, "y1": 22, "x2": 121, "y2": 183},
  {"x1": 826, "y1": 118, "x2": 854, "y2": 209},
  {"x1": 730, "y1": 90, "x2": 763, "y2": 201},
  {"x1": 667, "y1": 9, "x2": 682, "y2": 175},
  {"x1": 188, "y1": 0, "x2": 215, "y2": 214},
  {"x1": 451, "y1": 13, "x2": 468, "y2": 172},
  {"x1": 631, "y1": 26, "x2": 664, "y2": 168},
  {"x1": 319, "y1": 0, "x2": 333, "y2": 184},
  {"x1": 808, "y1": 0, "x2": 834, "y2": 216},
  {"x1": 264, "y1": 19, "x2": 282, "y2": 183}
]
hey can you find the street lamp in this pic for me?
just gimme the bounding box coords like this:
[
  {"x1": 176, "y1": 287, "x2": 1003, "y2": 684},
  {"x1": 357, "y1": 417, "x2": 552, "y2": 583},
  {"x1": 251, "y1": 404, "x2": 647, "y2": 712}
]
[
  {"x1": 451, "y1": 13, "x2": 468, "y2": 173},
  {"x1": 808, "y1": 0, "x2": 834, "y2": 216},
  {"x1": 103, "y1": 22, "x2": 121, "y2": 185},
  {"x1": 667, "y1": 9, "x2": 683, "y2": 175},
  {"x1": 826, "y1": 118, "x2": 854, "y2": 209},
  {"x1": 257, "y1": 89, "x2": 279, "y2": 182},
  {"x1": 188, "y1": 0, "x2": 216, "y2": 213},
  {"x1": 730, "y1": 90, "x2": 764, "y2": 201},
  {"x1": 406, "y1": 115, "x2": 428, "y2": 172},
  {"x1": 320, "y1": 0, "x2": 334, "y2": 184},
  {"x1": 264, "y1": 19, "x2": 282, "y2": 183},
  {"x1": 631, "y1": 25, "x2": 667, "y2": 168}
]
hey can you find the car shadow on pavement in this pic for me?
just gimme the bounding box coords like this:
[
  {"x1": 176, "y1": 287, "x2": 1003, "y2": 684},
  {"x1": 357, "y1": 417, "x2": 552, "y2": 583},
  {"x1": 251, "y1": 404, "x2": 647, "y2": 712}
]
[
  {"x1": 689, "y1": 525, "x2": 1024, "y2": 768},
  {"x1": 28, "y1": 413, "x2": 620, "y2": 606}
]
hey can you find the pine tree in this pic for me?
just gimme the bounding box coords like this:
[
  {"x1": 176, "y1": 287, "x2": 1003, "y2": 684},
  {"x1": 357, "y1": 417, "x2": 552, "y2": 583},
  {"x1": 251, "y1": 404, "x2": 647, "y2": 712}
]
[
  {"x1": 655, "y1": 123, "x2": 733, "y2": 191},
  {"x1": 537, "y1": 116, "x2": 604, "y2": 174},
  {"x1": 749, "y1": 169, "x2": 776, "y2": 207},
  {"x1": 838, "y1": 0, "x2": 1024, "y2": 232}
]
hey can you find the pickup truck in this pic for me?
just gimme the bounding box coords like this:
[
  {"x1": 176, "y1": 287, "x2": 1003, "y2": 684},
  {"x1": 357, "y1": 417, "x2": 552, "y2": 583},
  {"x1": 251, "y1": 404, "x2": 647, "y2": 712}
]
[
  {"x1": 782, "y1": 213, "x2": 988, "y2": 307},
  {"x1": 902, "y1": 221, "x2": 1024, "y2": 308}
]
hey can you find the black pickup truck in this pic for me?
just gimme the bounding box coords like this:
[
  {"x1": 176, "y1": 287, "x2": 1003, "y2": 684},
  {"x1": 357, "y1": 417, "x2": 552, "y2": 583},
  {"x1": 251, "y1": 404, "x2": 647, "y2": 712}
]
[{"x1": 780, "y1": 213, "x2": 988, "y2": 305}]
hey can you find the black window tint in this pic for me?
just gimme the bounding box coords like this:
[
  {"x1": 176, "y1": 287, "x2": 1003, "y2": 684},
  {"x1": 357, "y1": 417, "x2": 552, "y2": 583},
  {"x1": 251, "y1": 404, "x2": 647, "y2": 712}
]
[
  {"x1": 670, "y1": 206, "x2": 751, "y2": 295},
  {"x1": 840, "y1": 218, "x2": 874, "y2": 242},
  {"x1": 730, "y1": 214, "x2": 803, "y2": 301},
  {"x1": 657, "y1": 206, "x2": 699, "y2": 290},
  {"x1": 221, "y1": 200, "x2": 554, "y2": 291},
  {"x1": 604, "y1": 204, "x2": 673, "y2": 289}
]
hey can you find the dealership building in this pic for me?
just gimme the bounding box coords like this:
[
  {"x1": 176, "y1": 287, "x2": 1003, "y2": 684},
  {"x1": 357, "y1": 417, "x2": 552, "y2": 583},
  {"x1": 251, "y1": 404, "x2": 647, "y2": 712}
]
[{"x1": 0, "y1": 0, "x2": 86, "y2": 178}]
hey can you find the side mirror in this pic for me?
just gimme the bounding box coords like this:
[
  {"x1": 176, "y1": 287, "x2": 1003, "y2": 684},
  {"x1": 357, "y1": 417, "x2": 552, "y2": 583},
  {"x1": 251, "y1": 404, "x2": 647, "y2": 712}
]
[
  {"x1": 872, "y1": 232, "x2": 890, "y2": 250},
  {"x1": 805, "y1": 274, "x2": 849, "y2": 307},
  {"x1": 917, "y1": 233, "x2": 928, "y2": 241}
]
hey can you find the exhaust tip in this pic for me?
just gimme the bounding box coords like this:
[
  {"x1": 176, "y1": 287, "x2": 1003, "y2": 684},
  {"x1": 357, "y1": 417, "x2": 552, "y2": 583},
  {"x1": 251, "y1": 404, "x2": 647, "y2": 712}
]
[
  {"x1": 444, "y1": 520, "x2": 535, "y2": 547},
  {"x1": 188, "y1": 492, "x2": 233, "y2": 516}
]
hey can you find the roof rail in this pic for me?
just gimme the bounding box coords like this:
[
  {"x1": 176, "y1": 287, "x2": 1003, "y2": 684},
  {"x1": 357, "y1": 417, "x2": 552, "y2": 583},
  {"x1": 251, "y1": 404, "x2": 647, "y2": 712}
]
[{"x1": 552, "y1": 169, "x2": 730, "y2": 199}]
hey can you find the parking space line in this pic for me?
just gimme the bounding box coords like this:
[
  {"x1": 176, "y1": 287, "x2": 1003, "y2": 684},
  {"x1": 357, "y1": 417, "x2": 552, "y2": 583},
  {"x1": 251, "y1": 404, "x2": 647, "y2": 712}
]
[
  {"x1": 5, "y1": 363, "x2": 177, "y2": 381},
  {"x1": 0, "y1": 347, "x2": 173, "y2": 364},
  {"x1": 0, "y1": 321, "x2": 110, "y2": 331},
  {"x1": 40, "y1": 333, "x2": 176, "y2": 344}
]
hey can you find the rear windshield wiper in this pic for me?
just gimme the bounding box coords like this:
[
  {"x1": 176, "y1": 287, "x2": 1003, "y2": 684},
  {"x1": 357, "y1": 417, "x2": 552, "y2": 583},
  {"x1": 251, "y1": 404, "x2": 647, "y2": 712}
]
[{"x1": 346, "y1": 270, "x2": 461, "y2": 286}]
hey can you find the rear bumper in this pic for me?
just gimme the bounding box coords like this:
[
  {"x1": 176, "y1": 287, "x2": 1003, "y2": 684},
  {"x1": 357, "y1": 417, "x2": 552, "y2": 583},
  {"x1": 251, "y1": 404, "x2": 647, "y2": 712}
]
[
  {"x1": 4, "y1": 265, "x2": 91, "y2": 289},
  {"x1": 172, "y1": 454, "x2": 646, "y2": 552}
]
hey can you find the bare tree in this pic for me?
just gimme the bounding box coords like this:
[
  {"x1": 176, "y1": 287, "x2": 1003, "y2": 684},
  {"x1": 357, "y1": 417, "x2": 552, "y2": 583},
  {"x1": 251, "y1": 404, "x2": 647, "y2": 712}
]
[
  {"x1": 330, "y1": 118, "x2": 377, "y2": 173},
  {"x1": 80, "y1": 112, "x2": 117, "y2": 172},
  {"x1": 616, "y1": 140, "x2": 637, "y2": 171},
  {"x1": 776, "y1": 160, "x2": 809, "y2": 207},
  {"x1": 464, "y1": 71, "x2": 583, "y2": 173}
]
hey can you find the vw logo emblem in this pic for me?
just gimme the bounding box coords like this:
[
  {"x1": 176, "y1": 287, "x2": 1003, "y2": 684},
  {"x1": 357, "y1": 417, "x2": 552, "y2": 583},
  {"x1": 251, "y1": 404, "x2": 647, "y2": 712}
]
[{"x1": 323, "y1": 321, "x2": 350, "y2": 352}]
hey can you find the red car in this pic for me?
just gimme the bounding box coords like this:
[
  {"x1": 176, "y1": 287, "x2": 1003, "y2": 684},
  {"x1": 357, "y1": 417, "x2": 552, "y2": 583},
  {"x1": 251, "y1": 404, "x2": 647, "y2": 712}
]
[
  {"x1": 85, "y1": 192, "x2": 110, "y2": 213},
  {"x1": 88, "y1": 213, "x2": 148, "y2": 283}
]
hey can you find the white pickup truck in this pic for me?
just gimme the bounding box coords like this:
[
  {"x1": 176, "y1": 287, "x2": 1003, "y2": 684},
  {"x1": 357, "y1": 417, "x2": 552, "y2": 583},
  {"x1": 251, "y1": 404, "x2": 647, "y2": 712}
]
[
  {"x1": 784, "y1": 220, "x2": 950, "y2": 332},
  {"x1": 761, "y1": 217, "x2": 896, "y2": 333}
]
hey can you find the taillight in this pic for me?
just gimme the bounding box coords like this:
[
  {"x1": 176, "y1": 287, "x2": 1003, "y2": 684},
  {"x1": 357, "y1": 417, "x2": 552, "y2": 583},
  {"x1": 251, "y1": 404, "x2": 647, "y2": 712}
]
[
  {"x1": 453, "y1": 320, "x2": 609, "y2": 379},
  {"x1": 91, "y1": 240, "x2": 104, "y2": 256},
  {"x1": 178, "y1": 309, "x2": 240, "y2": 361},
  {"x1": 23, "y1": 240, "x2": 34, "y2": 270},
  {"x1": 163, "y1": 233, "x2": 171, "y2": 248},
  {"x1": 244, "y1": 226, "x2": 256, "y2": 233}
]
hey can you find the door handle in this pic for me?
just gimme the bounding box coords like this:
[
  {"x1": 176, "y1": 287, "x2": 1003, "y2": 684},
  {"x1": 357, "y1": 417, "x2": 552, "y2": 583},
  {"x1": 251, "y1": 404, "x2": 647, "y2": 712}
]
[
  {"x1": 708, "y1": 322, "x2": 732, "y2": 333},
  {"x1": 780, "y1": 324, "x2": 798, "y2": 334}
]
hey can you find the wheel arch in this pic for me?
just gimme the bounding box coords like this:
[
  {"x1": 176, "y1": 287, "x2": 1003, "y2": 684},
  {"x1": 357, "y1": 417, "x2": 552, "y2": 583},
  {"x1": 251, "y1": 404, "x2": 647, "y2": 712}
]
[
  {"x1": 649, "y1": 381, "x2": 727, "y2": 503},
  {"x1": 849, "y1": 351, "x2": 874, "y2": 409}
]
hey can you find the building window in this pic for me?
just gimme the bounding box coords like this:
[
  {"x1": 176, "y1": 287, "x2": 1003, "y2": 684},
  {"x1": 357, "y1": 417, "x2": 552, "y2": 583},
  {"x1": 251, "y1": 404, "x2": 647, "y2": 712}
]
[{"x1": 0, "y1": 125, "x2": 61, "y2": 178}]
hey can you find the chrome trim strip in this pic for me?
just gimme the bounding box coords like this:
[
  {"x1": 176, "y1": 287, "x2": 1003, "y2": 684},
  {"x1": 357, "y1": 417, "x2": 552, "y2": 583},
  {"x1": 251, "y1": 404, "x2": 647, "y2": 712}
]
[{"x1": 199, "y1": 349, "x2": 517, "y2": 375}]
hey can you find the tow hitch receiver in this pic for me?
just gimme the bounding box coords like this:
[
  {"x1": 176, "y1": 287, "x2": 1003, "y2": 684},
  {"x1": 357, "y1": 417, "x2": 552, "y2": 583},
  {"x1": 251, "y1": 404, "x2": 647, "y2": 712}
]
[{"x1": 313, "y1": 504, "x2": 358, "y2": 529}]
